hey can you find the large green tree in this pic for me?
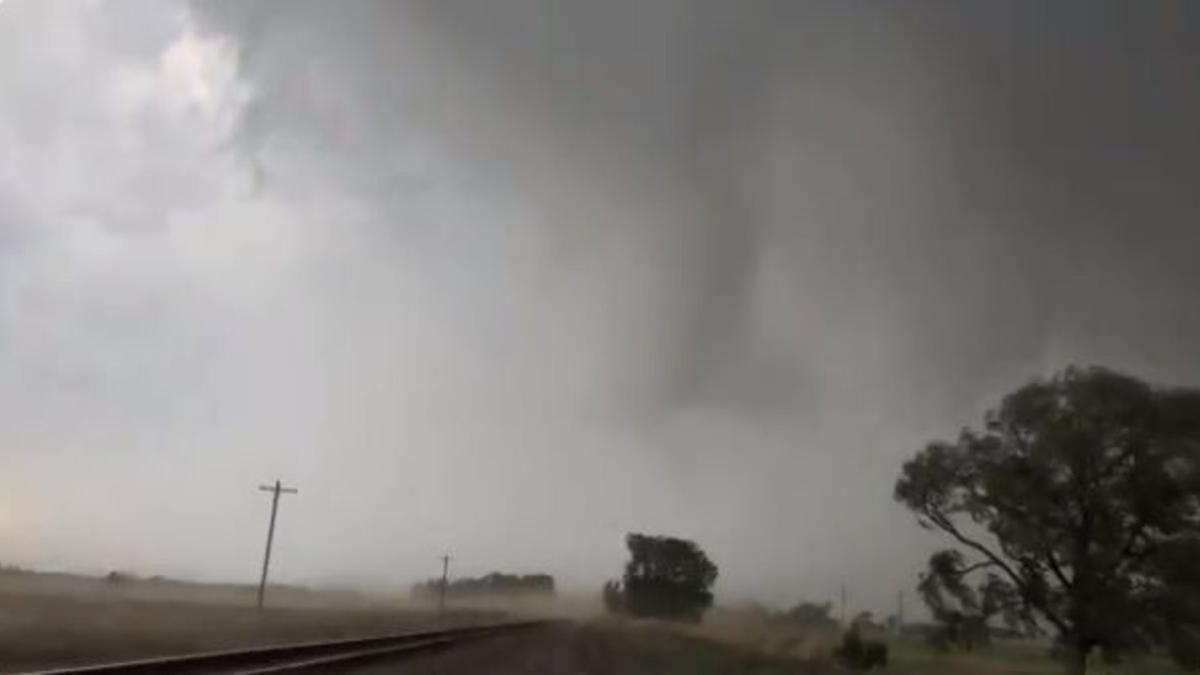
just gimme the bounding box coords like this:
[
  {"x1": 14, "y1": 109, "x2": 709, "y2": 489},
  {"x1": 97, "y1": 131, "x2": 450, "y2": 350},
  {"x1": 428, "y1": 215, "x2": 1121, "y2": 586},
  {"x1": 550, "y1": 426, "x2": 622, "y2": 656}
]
[
  {"x1": 604, "y1": 533, "x2": 718, "y2": 622},
  {"x1": 895, "y1": 366, "x2": 1200, "y2": 674}
]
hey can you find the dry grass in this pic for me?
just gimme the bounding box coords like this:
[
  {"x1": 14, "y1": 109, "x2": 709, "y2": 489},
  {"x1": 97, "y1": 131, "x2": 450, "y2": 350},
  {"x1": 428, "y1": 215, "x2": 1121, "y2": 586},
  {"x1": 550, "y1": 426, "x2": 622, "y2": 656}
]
[
  {"x1": 680, "y1": 607, "x2": 840, "y2": 662},
  {"x1": 0, "y1": 571, "x2": 496, "y2": 673},
  {"x1": 2, "y1": 575, "x2": 1187, "y2": 675},
  {"x1": 365, "y1": 621, "x2": 825, "y2": 675},
  {"x1": 581, "y1": 608, "x2": 1190, "y2": 675}
]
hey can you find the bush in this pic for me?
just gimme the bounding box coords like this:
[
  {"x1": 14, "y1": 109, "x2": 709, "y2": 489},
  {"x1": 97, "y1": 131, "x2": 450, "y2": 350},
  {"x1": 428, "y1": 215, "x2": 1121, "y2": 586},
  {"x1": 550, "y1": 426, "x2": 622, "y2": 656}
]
[
  {"x1": 602, "y1": 579, "x2": 626, "y2": 614},
  {"x1": 835, "y1": 624, "x2": 888, "y2": 670}
]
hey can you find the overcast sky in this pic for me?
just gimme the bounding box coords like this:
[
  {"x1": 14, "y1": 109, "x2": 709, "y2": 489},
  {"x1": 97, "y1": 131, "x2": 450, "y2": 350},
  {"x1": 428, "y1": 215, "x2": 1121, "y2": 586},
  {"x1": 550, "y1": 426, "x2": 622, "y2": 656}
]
[{"x1": 1, "y1": 0, "x2": 1198, "y2": 616}]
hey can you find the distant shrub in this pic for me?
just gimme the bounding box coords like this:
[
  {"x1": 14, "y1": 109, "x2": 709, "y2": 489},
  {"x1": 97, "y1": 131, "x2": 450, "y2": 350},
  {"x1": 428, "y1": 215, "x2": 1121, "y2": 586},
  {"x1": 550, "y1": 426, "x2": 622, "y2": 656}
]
[
  {"x1": 602, "y1": 579, "x2": 626, "y2": 614},
  {"x1": 834, "y1": 624, "x2": 888, "y2": 670}
]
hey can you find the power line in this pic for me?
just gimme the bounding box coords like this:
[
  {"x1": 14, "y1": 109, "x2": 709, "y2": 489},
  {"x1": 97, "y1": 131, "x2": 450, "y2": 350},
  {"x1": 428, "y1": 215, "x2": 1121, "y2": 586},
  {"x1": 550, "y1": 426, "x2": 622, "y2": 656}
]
[{"x1": 256, "y1": 479, "x2": 298, "y2": 610}]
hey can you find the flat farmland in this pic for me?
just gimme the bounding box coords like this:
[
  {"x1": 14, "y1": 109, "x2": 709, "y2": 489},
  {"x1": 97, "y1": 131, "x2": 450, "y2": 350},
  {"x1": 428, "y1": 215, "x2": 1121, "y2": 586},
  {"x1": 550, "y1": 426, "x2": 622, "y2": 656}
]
[
  {"x1": 0, "y1": 573, "x2": 1188, "y2": 675},
  {"x1": 0, "y1": 571, "x2": 493, "y2": 673}
]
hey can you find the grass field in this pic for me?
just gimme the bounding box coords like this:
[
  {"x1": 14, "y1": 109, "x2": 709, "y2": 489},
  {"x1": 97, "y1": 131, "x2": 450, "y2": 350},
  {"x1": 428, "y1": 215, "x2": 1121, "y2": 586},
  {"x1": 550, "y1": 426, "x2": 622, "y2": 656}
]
[
  {"x1": 0, "y1": 572, "x2": 1192, "y2": 675},
  {"x1": 890, "y1": 638, "x2": 1187, "y2": 675},
  {"x1": 0, "y1": 570, "x2": 496, "y2": 673},
  {"x1": 661, "y1": 606, "x2": 1193, "y2": 675},
  {"x1": 363, "y1": 621, "x2": 825, "y2": 675},
  {"x1": 360, "y1": 621, "x2": 1195, "y2": 675}
]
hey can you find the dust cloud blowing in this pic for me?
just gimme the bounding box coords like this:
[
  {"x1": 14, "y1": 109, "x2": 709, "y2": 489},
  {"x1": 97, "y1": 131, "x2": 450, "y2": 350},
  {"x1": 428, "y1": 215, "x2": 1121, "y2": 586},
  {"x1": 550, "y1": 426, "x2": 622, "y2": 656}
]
[{"x1": 1, "y1": 0, "x2": 1198, "y2": 616}]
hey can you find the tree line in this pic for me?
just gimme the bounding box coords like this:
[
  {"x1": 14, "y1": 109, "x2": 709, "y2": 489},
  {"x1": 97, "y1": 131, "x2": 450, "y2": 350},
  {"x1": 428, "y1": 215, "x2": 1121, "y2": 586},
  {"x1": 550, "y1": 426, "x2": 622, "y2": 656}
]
[{"x1": 411, "y1": 572, "x2": 555, "y2": 600}]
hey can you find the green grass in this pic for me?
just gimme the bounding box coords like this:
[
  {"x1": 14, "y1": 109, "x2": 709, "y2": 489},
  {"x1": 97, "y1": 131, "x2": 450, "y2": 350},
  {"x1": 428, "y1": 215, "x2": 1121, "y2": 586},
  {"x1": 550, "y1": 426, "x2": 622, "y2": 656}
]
[{"x1": 891, "y1": 638, "x2": 1189, "y2": 675}]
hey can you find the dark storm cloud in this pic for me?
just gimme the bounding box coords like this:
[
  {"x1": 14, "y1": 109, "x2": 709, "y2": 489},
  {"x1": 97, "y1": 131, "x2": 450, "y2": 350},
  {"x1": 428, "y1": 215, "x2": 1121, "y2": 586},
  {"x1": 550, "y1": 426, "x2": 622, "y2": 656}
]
[{"x1": 268, "y1": 0, "x2": 1200, "y2": 407}]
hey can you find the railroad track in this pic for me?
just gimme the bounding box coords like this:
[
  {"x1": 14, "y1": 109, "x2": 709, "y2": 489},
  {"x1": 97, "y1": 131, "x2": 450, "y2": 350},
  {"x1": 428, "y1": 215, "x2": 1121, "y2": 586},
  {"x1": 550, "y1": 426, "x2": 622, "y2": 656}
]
[{"x1": 25, "y1": 621, "x2": 548, "y2": 675}]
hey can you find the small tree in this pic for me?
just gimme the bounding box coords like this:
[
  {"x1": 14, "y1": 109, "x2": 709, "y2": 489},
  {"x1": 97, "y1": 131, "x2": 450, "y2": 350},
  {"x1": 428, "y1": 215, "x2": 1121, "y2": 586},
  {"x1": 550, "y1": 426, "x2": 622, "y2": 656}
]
[
  {"x1": 604, "y1": 533, "x2": 718, "y2": 622},
  {"x1": 895, "y1": 366, "x2": 1200, "y2": 674}
]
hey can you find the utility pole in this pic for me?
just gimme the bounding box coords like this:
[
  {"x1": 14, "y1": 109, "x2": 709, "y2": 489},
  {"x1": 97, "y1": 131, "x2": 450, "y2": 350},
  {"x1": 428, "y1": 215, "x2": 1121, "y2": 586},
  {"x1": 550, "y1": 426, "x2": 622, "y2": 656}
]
[
  {"x1": 840, "y1": 584, "x2": 847, "y2": 627},
  {"x1": 438, "y1": 554, "x2": 452, "y2": 613},
  {"x1": 256, "y1": 479, "x2": 298, "y2": 610}
]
